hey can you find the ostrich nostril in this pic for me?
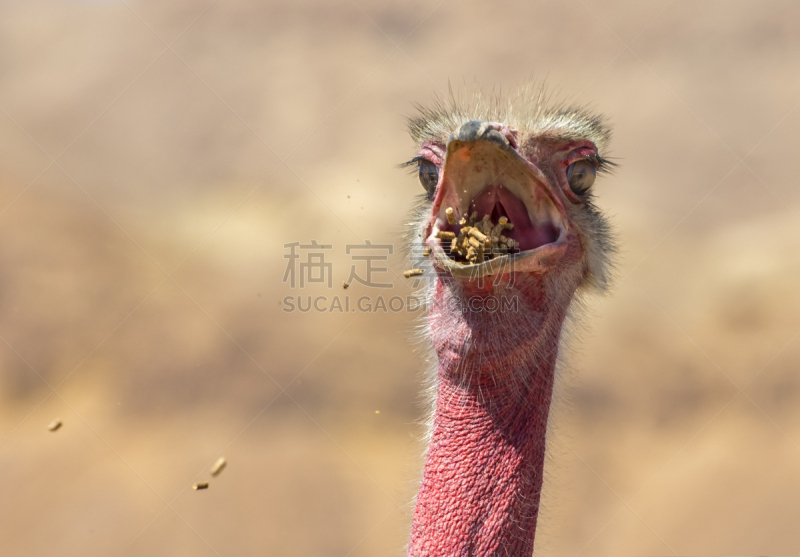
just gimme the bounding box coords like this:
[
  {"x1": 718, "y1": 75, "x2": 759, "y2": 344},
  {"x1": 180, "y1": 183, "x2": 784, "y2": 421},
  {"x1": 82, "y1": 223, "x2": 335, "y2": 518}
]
[
  {"x1": 452, "y1": 120, "x2": 490, "y2": 142},
  {"x1": 448, "y1": 120, "x2": 512, "y2": 150},
  {"x1": 447, "y1": 120, "x2": 522, "y2": 152}
]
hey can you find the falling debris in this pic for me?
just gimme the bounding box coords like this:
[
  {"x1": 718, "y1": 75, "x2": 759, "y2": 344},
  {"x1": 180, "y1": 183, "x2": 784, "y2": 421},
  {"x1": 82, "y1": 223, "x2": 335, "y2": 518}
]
[
  {"x1": 342, "y1": 281, "x2": 350, "y2": 289},
  {"x1": 193, "y1": 482, "x2": 209, "y2": 490},
  {"x1": 445, "y1": 207, "x2": 456, "y2": 225},
  {"x1": 375, "y1": 410, "x2": 380, "y2": 414},
  {"x1": 422, "y1": 246, "x2": 431, "y2": 257},
  {"x1": 47, "y1": 419, "x2": 62, "y2": 432},
  {"x1": 210, "y1": 457, "x2": 227, "y2": 477},
  {"x1": 404, "y1": 269, "x2": 424, "y2": 278}
]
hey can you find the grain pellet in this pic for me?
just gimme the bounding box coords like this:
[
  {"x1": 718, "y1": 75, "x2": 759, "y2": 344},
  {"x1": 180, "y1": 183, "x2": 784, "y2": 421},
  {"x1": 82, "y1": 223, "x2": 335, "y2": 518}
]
[
  {"x1": 443, "y1": 212, "x2": 517, "y2": 263},
  {"x1": 467, "y1": 228, "x2": 489, "y2": 245},
  {"x1": 210, "y1": 457, "x2": 227, "y2": 477},
  {"x1": 445, "y1": 207, "x2": 456, "y2": 225},
  {"x1": 404, "y1": 269, "x2": 424, "y2": 278},
  {"x1": 193, "y1": 482, "x2": 209, "y2": 490},
  {"x1": 48, "y1": 419, "x2": 62, "y2": 432}
]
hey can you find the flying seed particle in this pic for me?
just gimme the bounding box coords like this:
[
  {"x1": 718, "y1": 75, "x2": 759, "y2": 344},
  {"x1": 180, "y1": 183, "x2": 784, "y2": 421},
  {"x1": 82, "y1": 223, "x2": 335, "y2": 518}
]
[
  {"x1": 193, "y1": 482, "x2": 209, "y2": 490},
  {"x1": 210, "y1": 457, "x2": 227, "y2": 477},
  {"x1": 48, "y1": 419, "x2": 62, "y2": 432},
  {"x1": 445, "y1": 207, "x2": 456, "y2": 225},
  {"x1": 404, "y1": 269, "x2": 424, "y2": 278}
]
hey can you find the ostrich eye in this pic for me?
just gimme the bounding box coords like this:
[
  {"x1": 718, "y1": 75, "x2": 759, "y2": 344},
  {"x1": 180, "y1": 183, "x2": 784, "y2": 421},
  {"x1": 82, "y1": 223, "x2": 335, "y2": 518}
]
[
  {"x1": 566, "y1": 160, "x2": 597, "y2": 196},
  {"x1": 418, "y1": 159, "x2": 439, "y2": 197}
]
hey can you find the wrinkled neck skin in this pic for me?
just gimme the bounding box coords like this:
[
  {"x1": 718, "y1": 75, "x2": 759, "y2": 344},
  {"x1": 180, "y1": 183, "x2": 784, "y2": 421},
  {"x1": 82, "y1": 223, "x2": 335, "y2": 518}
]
[{"x1": 408, "y1": 269, "x2": 580, "y2": 557}]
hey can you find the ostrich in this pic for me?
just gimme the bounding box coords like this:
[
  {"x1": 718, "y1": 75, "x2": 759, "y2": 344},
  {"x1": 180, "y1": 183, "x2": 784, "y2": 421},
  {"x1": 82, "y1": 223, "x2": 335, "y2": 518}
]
[{"x1": 403, "y1": 89, "x2": 615, "y2": 556}]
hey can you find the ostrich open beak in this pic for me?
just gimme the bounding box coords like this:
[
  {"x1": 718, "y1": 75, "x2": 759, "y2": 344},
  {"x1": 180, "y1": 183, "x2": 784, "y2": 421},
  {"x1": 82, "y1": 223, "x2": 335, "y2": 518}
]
[{"x1": 425, "y1": 121, "x2": 569, "y2": 279}]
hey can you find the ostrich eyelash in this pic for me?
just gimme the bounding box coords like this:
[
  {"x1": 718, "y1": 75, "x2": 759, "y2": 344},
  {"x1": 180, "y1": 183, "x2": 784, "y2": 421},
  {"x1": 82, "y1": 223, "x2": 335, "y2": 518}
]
[
  {"x1": 591, "y1": 155, "x2": 618, "y2": 175},
  {"x1": 398, "y1": 156, "x2": 424, "y2": 174}
]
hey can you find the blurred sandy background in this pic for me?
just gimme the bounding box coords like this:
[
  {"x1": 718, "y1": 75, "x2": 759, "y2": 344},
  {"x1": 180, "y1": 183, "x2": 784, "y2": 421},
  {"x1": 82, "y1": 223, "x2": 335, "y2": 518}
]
[{"x1": 0, "y1": 1, "x2": 799, "y2": 555}]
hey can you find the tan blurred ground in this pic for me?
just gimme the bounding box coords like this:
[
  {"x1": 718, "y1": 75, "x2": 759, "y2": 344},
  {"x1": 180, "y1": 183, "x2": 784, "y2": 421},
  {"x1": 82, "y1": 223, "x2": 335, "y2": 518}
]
[{"x1": 0, "y1": 1, "x2": 799, "y2": 556}]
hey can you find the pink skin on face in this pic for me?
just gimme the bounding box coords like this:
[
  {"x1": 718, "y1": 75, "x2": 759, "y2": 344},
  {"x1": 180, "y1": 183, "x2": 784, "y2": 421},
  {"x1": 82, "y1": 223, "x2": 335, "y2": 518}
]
[{"x1": 407, "y1": 124, "x2": 598, "y2": 556}]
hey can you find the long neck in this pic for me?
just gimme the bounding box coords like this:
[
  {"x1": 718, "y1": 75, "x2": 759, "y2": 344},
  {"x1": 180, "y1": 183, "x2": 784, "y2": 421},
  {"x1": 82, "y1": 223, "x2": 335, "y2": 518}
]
[{"x1": 408, "y1": 274, "x2": 575, "y2": 557}]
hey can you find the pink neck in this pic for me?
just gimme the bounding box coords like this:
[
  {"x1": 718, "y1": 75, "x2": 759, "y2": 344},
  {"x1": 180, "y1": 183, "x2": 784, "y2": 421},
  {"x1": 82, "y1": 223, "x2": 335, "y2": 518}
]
[{"x1": 408, "y1": 274, "x2": 575, "y2": 557}]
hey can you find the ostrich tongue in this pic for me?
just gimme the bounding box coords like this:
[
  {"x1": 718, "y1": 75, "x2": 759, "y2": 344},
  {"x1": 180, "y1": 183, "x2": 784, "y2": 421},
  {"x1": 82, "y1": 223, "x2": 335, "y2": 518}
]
[{"x1": 435, "y1": 208, "x2": 518, "y2": 265}]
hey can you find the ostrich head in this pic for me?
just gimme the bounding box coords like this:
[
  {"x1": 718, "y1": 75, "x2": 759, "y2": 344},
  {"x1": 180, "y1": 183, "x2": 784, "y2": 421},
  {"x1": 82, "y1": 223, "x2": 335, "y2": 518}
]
[{"x1": 403, "y1": 89, "x2": 615, "y2": 556}]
